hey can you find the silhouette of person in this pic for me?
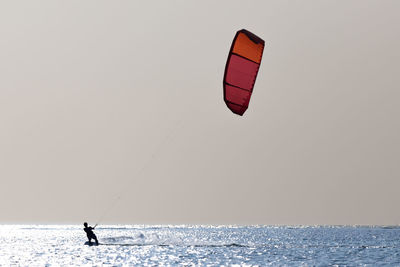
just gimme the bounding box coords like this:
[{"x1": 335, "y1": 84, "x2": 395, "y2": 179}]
[{"x1": 83, "y1": 222, "x2": 99, "y2": 245}]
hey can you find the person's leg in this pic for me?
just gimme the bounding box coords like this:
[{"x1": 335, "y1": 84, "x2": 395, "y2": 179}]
[{"x1": 94, "y1": 234, "x2": 99, "y2": 245}]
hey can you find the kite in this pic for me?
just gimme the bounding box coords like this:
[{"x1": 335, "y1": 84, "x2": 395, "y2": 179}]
[{"x1": 223, "y1": 29, "x2": 265, "y2": 115}]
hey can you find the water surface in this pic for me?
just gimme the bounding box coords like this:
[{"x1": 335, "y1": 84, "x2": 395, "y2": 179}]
[{"x1": 0, "y1": 225, "x2": 399, "y2": 265}]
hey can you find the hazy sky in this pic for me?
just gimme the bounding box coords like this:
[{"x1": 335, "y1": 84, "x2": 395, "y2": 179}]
[{"x1": 1, "y1": 1, "x2": 399, "y2": 225}]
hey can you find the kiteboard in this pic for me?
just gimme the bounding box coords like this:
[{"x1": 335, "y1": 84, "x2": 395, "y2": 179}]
[{"x1": 84, "y1": 241, "x2": 100, "y2": 246}]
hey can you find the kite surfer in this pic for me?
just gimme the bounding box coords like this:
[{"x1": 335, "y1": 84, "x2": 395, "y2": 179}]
[{"x1": 83, "y1": 222, "x2": 99, "y2": 245}]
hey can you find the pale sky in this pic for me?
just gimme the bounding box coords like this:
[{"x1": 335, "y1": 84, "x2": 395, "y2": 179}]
[{"x1": 0, "y1": 1, "x2": 399, "y2": 225}]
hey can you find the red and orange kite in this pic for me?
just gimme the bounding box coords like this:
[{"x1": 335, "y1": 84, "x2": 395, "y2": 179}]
[{"x1": 223, "y1": 29, "x2": 265, "y2": 116}]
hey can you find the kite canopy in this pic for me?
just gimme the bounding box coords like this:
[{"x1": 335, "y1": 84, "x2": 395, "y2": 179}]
[{"x1": 223, "y1": 29, "x2": 265, "y2": 116}]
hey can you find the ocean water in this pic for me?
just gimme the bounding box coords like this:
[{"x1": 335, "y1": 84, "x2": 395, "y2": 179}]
[{"x1": 0, "y1": 225, "x2": 399, "y2": 266}]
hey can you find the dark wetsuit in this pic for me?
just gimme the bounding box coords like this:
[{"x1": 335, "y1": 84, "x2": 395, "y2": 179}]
[{"x1": 84, "y1": 226, "x2": 98, "y2": 245}]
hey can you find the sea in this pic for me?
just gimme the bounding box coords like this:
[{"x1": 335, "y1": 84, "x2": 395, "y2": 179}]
[{"x1": 0, "y1": 225, "x2": 399, "y2": 266}]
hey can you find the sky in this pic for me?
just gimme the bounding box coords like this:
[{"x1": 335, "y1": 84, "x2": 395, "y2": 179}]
[{"x1": 0, "y1": 1, "x2": 399, "y2": 225}]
